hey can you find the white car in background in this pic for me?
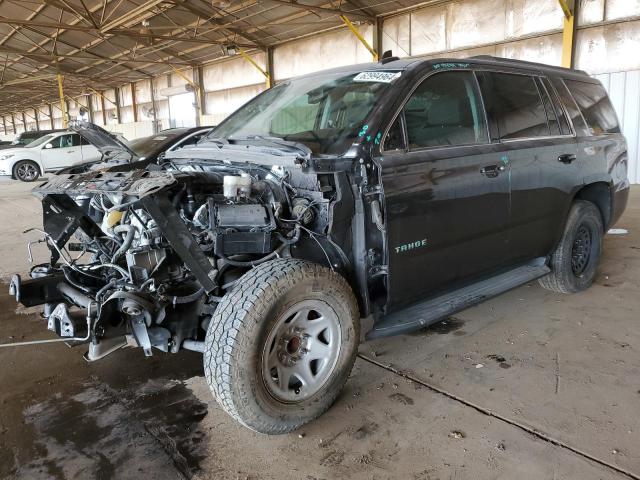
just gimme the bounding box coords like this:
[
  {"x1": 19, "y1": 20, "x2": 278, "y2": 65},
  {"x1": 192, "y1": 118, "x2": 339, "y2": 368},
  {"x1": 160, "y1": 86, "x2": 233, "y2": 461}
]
[{"x1": 0, "y1": 131, "x2": 101, "y2": 182}]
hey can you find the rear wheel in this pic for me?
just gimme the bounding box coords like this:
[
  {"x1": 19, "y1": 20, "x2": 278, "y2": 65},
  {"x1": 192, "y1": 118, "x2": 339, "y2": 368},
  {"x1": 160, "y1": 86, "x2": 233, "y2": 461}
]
[
  {"x1": 13, "y1": 160, "x2": 40, "y2": 182},
  {"x1": 203, "y1": 258, "x2": 360, "y2": 434},
  {"x1": 539, "y1": 200, "x2": 604, "y2": 293}
]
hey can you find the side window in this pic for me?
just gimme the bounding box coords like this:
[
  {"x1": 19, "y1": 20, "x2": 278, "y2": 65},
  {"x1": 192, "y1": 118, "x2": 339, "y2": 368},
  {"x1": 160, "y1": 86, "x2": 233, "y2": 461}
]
[
  {"x1": 536, "y1": 78, "x2": 561, "y2": 136},
  {"x1": 480, "y1": 72, "x2": 550, "y2": 139},
  {"x1": 564, "y1": 80, "x2": 620, "y2": 135},
  {"x1": 383, "y1": 116, "x2": 405, "y2": 151},
  {"x1": 47, "y1": 135, "x2": 65, "y2": 148},
  {"x1": 542, "y1": 77, "x2": 571, "y2": 135},
  {"x1": 50, "y1": 134, "x2": 75, "y2": 148},
  {"x1": 404, "y1": 71, "x2": 488, "y2": 149},
  {"x1": 79, "y1": 136, "x2": 91, "y2": 146},
  {"x1": 550, "y1": 78, "x2": 590, "y2": 136},
  {"x1": 70, "y1": 134, "x2": 82, "y2": 147}
]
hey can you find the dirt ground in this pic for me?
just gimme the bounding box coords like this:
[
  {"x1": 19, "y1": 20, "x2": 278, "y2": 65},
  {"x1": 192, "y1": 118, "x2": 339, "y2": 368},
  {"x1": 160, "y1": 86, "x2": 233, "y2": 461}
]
[{"x1": 0, "y1": 177, "x2": 639, "y2": 480}]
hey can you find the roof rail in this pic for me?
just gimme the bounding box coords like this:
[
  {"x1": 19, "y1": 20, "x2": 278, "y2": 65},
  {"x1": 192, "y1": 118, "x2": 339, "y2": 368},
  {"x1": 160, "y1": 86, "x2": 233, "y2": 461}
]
[{"x1": 469, "y1": 55, "x2": 589, "y2": 76}]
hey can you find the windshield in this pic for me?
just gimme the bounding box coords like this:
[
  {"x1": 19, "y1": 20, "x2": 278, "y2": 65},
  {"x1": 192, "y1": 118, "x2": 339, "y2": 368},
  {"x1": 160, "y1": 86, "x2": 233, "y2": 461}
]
[
  {"x1": 211, "y1": 70, "x2": 400, "y2": 155},
  {"x1": 128, "y1": 131, "x2": 185, "y2": 159},
  {"x1": 25, "y1": 134, "x2": 55, "y2": 148}
]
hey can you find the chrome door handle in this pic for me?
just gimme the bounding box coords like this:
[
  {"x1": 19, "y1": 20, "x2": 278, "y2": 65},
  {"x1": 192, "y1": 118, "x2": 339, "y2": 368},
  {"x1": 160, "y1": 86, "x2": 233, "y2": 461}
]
[
  {"x1": 480, "y1": 164, "x2": 505, "y2": 178},
  {"x1": 558, "y1": 154, "x2": 577, "y2": 164}
]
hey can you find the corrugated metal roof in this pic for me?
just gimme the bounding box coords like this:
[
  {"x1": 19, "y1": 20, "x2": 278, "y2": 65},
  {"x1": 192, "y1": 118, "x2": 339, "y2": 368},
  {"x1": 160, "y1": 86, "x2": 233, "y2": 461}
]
[{"x1": 0, "y1": 0, "x2": 433, "y2": 115}]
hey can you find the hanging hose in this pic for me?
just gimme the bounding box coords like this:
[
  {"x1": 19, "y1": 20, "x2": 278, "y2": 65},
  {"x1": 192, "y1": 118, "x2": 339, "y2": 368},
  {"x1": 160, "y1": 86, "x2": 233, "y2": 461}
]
[
  {"x1": 220, "y1": 243, "x2": 287, "y2": 267},
  {"x1": 167, "y1": 287, "x2": 206, "y2": 306},
  {"x1": 111, "y1": 224, "x2": 136, "y2": 263}
]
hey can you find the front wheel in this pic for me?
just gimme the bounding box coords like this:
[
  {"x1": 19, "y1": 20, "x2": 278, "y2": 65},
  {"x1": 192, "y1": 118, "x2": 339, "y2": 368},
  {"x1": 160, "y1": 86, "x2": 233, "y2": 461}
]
[
  {"x1": 13, "y1": 160, "x2": 40, "y2": 182},
  {"x1": 539, "y1": 200, "x2": 604, "y2": 294},
  {"x1": 204, "y1": 259, "x2": 360, "y2": 434}
]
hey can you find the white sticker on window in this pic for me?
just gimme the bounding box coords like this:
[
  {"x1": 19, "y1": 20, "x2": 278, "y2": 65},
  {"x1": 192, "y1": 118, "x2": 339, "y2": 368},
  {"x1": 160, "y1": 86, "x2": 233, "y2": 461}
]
[{"x1": 353, "y1": 71, "x2": 401, "y2": 83}]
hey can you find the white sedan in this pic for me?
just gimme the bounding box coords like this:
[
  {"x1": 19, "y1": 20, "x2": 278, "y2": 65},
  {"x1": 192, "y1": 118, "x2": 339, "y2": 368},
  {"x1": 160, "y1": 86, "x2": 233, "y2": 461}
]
[{"x1": 0, "y1": 131, "x2": 101, "y2": 182}]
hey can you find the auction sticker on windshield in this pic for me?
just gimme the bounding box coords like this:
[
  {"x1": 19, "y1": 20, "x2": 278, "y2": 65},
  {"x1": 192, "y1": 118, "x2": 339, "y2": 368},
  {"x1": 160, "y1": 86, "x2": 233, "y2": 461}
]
[{"x1": 353, "y1": 71, "x2": 401, "y2": 83}]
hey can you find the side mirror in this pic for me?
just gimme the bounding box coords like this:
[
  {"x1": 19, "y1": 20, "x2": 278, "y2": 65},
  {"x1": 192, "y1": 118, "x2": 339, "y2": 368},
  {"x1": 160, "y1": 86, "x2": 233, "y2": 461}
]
[{"x1": 44, "y1": 143, "x2": 53, "y2": 149}]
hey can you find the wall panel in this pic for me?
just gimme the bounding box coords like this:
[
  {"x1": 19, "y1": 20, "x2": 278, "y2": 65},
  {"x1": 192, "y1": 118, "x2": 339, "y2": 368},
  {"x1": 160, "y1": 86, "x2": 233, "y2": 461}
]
[
  {"x1": 273, "y1": 26, "x2": 374, "y2": 80},
  {"x1": 595, "y1": 70, "x2": 640, "y2": 184}
]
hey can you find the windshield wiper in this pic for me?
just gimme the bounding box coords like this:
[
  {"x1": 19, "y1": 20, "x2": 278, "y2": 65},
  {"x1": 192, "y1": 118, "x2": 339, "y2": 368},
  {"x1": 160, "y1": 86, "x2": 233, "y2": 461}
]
[{"x1": 229, "y1": 134, "x2": 311, "y2": 157}]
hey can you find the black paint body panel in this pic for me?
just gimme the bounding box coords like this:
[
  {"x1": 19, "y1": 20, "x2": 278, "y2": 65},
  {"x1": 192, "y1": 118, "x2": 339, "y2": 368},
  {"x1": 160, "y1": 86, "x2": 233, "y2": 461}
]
[{"x1": 343, "y1": 56, "x2": 630, "y2": 319}]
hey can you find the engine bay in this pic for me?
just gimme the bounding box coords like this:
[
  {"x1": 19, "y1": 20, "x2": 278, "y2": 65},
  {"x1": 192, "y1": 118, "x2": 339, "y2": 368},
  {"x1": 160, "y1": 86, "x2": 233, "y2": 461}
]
[{"x1": 11, "y1": 160, "x2": 347, "y2": 361}]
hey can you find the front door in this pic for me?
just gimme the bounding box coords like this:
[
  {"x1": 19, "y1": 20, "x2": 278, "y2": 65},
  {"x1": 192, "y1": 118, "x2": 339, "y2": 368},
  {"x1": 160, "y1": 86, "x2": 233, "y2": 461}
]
[
  {"x1": 43, "y1": 133, "x2": 83, "y2": 170},
  {"x1": 380, "y1": 70, "x2": 511, "y2": 310}
]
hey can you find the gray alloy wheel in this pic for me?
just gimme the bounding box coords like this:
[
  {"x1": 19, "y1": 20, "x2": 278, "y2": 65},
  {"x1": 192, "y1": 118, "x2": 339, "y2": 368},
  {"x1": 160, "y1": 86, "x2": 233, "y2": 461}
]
[{"x1": 13, "y1": 161, "x2": 40, "y2": 182}]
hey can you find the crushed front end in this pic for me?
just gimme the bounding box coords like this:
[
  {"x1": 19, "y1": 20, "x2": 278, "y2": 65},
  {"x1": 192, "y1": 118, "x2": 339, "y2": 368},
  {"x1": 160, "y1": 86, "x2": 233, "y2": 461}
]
[{"x1": 9, "y1": 154, "x2": 351, "y2": 360}]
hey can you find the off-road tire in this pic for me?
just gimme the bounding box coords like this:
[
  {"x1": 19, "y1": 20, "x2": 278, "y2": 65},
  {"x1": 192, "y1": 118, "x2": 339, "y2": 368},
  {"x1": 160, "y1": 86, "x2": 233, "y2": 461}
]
[
  {"x1": 13, "y1": 160, "x2": 40, "y2": 182},
  {"x1": 539, "y1": 200, "x2": 604, "y2": 294},
  {"x1": 203, "y1": 258, "x2": 360, "y2": 434}
]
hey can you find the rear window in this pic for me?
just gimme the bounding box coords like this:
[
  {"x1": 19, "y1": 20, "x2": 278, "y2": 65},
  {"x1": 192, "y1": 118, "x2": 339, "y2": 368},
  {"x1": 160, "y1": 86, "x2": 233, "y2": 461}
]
[
  {"x1": 479, "y1": 72, "x2": 550, "y2": 140},
  {"x1": 564, "y1": 80, "x2": 620, "y2": 135}
]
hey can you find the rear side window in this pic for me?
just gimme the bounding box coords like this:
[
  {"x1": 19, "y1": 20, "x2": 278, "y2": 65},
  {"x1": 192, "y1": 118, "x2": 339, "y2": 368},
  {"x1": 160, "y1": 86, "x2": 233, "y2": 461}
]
[
  {"x1": 536, "y1": 78, "x2": 561, "y2": 136},
  {"x1": 564, "y1": 80, "x2": 620, "y2": 135},
  {"x1": 550, "y1": 78, "x2": 590, "y2": 136},
  {"x1": 404, "y1": 71, "x2": 488, "y2": 149},
  {"x1": 480, "y1": 72, "x2": 549, "y2": 139},
  {"x1": 542, "y1": 77, "x2": 572, "y2": 135}
]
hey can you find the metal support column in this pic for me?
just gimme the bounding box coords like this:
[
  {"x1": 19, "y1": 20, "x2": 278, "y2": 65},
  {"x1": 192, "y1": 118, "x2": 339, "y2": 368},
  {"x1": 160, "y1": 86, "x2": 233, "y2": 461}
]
[
  {"x1": 10, "y1": 114, "x2": 16, "y2": 134},
  {"x1": 86, "y1": 94, "x2": 95, "y2": 123},
  {"x1": 196, "y1": 66, "x2": 207, "y2": 116},
  {"x1": 131, "y1": 82, "x2": 138, "y2": 122},
  {"x1": 21, "y1": 112, "x2": 28, "y2": 131},
  {"x1": 48, "y1": 104, "x2": 54, "y2": 129},
  {"x1": 2, "y1": 116, "x2": 6, "y2": 135},
  {"x1": 149, "y1": 77, "x2": 159, "y2": 134},
  {"x1": 266, "y1": 47, "x2": 275, "y2": 89},
  {"x1": 100, "y1": 94, "x2": 107, "y2": 125},
  {"x1": 57, "y1": 73, "x2": 68, "y2": 128},
  {"x1": 559, "y1": 0, "x2": 576, "y2": 68},
  {"x1": 114, "y1": 87, "x2": 122, "y2": 123},
  {"x1": 34, "y1": 108, "x2": 40, "y2": 130},
  {"x1": 374, "y1": 17, "x2": 383, "y2": 59},
  {"x1": 341, "y1": 15, "x2": 378, "y2": 61}
]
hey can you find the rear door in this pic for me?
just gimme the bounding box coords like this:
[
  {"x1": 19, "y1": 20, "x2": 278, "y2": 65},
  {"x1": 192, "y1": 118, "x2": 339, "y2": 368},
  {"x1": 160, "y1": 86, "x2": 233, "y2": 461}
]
[
  {"x1": 478, "y1": 71, "x2": 578, "y2": 263},
  {"x1": 42, "y1": 133, "x2": 83, "y2": 170},
  {"x1": 381, "y1": 69, "x2": 511, "y2": 309},
  {"x1": 558, "y1": 78, "x2": 624, "y2": 187},
  {"x1": 79, "y1": 135, "x2": 101, "y2": 161}
]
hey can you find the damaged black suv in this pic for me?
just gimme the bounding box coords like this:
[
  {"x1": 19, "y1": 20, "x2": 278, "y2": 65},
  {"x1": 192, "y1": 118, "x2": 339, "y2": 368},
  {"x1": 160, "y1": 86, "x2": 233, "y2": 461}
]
[{"x1": 8, "y1": 56, "x2": 629, "y2": 434}]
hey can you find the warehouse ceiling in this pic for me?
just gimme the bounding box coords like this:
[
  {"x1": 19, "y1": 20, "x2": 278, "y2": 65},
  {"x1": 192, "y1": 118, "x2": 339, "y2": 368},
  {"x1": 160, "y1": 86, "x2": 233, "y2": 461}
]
[{"x1": 0, "y1": 0, "x2": 428, "y2": 115}]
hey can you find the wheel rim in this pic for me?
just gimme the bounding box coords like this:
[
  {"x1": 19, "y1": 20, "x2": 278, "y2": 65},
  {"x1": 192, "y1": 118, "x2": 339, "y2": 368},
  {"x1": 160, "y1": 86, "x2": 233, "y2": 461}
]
[
  {"x1": 16, "y1": 163, "x2": 37, "y2": 181},
  {"x1": 261, "y1": 299, "x2": 341, "y2": 403},
  {"x1": 571, "y1": 224, "x2": 592, "y2": 276}
]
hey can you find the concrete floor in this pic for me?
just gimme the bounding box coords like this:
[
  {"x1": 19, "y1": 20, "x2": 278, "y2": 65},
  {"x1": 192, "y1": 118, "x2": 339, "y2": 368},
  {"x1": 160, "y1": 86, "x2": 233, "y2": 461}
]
[{"x1": 0, "y1": 177, "x2": 639, "y2": 480}]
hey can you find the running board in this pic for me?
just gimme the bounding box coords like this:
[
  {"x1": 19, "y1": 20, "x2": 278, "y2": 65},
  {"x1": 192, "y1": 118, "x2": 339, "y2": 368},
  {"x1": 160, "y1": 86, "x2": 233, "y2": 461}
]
[{"x1": 366, "y1": 259, "x2": 550, "y2": 340}]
